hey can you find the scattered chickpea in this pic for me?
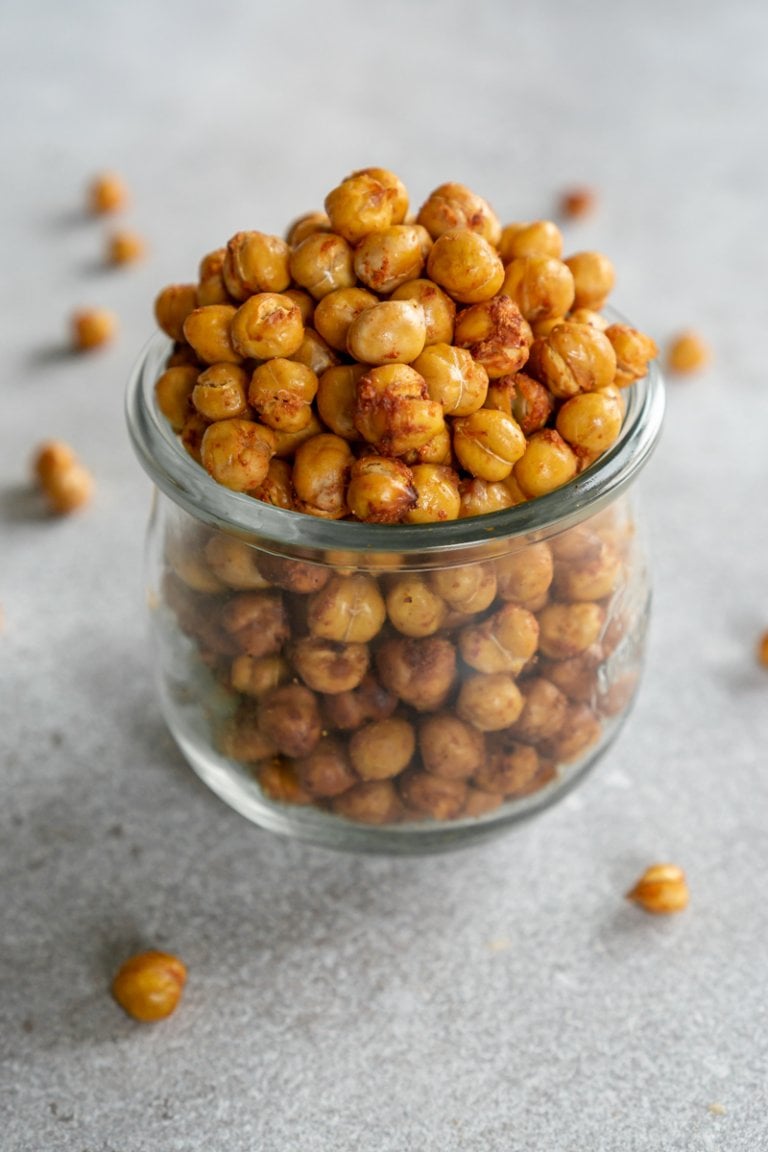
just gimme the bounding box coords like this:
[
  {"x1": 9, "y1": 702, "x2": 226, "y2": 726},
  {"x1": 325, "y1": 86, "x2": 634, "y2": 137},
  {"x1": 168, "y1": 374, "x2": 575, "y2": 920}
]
[
  {"x1": 88, "y1": 171, "x2": 128, "y2": 215},
  {"x1": 758, "y1": 630, "x2": 768, "y2": 668},
  {"x1": 108, "y1": 229, "x2": 146, "y2": 266},
  {"x1": 33, "y1": 441, "x2": 93, "y2": 515},
  {"x1": 71, "y1": 308, "x2": 117, "y2": 351},
  {"x1": 111, "y1": 951, "x2": 187, "y2": 1022},
  {"x1": 666, "y1": 330, "x2": 711, "y2": 375},
  {"x1": 559, "y1": 187, "x2": 597, "y2": 219},
  {"x1": 626, "y1": 863, "x2": 690, "y2": 915}
]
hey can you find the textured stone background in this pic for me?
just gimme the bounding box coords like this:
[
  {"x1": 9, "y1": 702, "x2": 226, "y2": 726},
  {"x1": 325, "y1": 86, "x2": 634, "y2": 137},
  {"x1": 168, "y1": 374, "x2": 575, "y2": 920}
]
[{"x1": 2, "y1": 1, "x2": 768, "y2": 1149}]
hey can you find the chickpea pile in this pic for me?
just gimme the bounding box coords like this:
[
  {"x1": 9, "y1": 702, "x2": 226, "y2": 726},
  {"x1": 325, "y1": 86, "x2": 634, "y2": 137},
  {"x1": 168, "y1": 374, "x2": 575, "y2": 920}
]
[{"x1": 153, "y1": 168, "x2": 658, "y2": 521}]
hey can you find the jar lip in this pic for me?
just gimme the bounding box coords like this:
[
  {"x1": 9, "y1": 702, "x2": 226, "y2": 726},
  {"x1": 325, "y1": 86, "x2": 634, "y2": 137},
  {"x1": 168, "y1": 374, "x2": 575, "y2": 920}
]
[{"x1": 125, "y1": 318, "x2": 665, "y2": 561}]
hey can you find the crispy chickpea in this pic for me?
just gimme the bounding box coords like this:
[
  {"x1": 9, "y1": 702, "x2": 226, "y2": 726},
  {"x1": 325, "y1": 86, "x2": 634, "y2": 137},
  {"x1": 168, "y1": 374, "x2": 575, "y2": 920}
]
[
  {"x1": 453, "y1": 295, "x2": 531, "y2": 379},
  {"x1": 248, "y1": 359, "x2": 318, "y2": 433},
  {"x1": 322, "y1": 673, "x2": 397, "y2": 731},
  {"x1": 556, "y1": 390, "x2": 623, "y2": 457},
  {"x1": 72, "y1": 308, "x2": 117, "y2": 351},
  {"x1": 196, "y1": 272, "x2": 230, "y2": 306},
  {"x1": 316, "y1": 364, "x2": 366, "y2": 439},
  {"x1": 290, "y1": 635, "x2": 370, "y2": 694},
  {"x1": 282, "y1": 288, "x2": 315, "y2": 326},
  {"x1": 459, "y1": 602, "x2": 539, "y2": 675},
  {"x1": 165, "y1": 344, "x2": 201, "y2": 369},
  {"x1": 406, "y1": 463, "x2": 461, "y2": 524},
  {"x1": 500, "y1": 257, "x2": 575, "y2": 325},
  {"x1": 666, "y1": 330, "x2": 710, "y2": 374},
  {"x1": 272, "y1": 411, "x2": 324, "y2": 459},
  {"x1": 198, "y1": 249, "x2": 226, "y2": 280},
  {"x1": 498, "y1": 220, "x2": 563, "y2": 262},
  {"x1": 231, "y1": 653, "x2": 290, "y2": 697},
  {"x1": 155, "y1": 284, "x2": 198, "y2": 342},
  {"x1": 180, "y1": 412, "x2": 209, "y2": 463},
  {"x1": 375, "y1": 635, "x2": 456, "y2": 712},
  {"x1": 458, "y1": 478, "x2": 517, "y2": 517},
  {"x1": 165, "y1": 528, "x2": 224, "y2": 593},
  {"x1": 399, "y1": 771, "x2": 467, "y2": 820},
  {"x1": 452, "y1": 408, "x2": 526, "y2": 482},
  {"x1": 604, "y1": 323, "x2": 659, "y2": 387},
  {"x1": 568, "y1": 307, "x2": 609, "y2": 331},
  {"x1": 307, "y1": 574, "x2": 386, "y2": 643},
  {"x1": 538, "y1": 601, "x2": 605, "y2": 659},
  {"x1": 528, "y1": 322, "x2": 616, "y2": 398},
  {"x1": 485, "y1": 372, "x2": 554, "y2": 436},
  {"x1": 495, "y1": 542, "x2": 553, "y2": 606},
  {"x1": 248, "y1": 457, "x2": 294, "y2": 509},
  {"x1": 549, "y1": 524, "x2": 603, "y2": 563},
  {"x1": 289, "y1": 232, "x2": 356, "y2": 300},
  {"x1": 256, "y1": 554, "x2": 329, "y2": 593},
  {"x1": 332, "y1": 779, "x2": 401, "y2": 824},
  {"x1": 220, "y1": 590, "x2": 288, "y2": 657},
  {"x1": 183, "y1": 305, "x2": 241, "y2": 365},
  {"x1": 289, "y1": 328, "x2": 339, "y2": 376},
  {"x1": 313, "y1": 287, "x2": 378, "y2": 351},
  {"x1": 292, "y1": 433, "x2": 353, "y2": 519},
  {"x1": 564, "y1": 251, "x2": 615, "y2": 310},
  {"x1": 293, "y1": 737, "x2": 358, "y2": 798},
  {"x1": 553, "y1": 540, "x2": 622, "y2": 601},
  {"x1": 539, "y1": 702, "x2": 601, "y2": 762},
  {"x1": 417, "y1": 182, "x2": 501, "y2": 245},
  {"x1": 192, "y1": 363, "x2": 249, "y2": 422},
  {"x1": 349, "y1": 715, "x2": 415, "y2": 781},
  {"x1": 456, "y1": 673, "x2": 524, "y2": 732},
  {"x1": 402, "y1": 422, "x2": 453, "y2": 467},
  {"x1": 111, "y1": 951, "x2": 186, "y2": 1022},
  {"x1": 354, "y1": 364, "x2": 445, "y2": 456},
  {"x1": 108, "y1": 229, "x2": 145, "y2": 265},
  {"x1": 155, "y1": 365, "x2": 198, "y2": 431},
  {"x1": 508, "y1": 677, "x2": 568, "y2": 743},
  {"x1": 474, "y1": 742, "x2": 540, "y2": 795},
  {"x1": 204, "y1": 535, "x2": 270, "y2": 589},
  {"x1": 347, "y1": 455, "x2": 417, "y2": 523},
  {"x1": 285, "y1": 210, "x2": 331, "y2": 246},
  {"x1": 88, "y1": 171, "x2": 128, "y2": 215},
  {"x1": 431, "y1": 564, "x2": 497, "y2": 614},
  {"x1": 257, "y1": 758, "x2": 312, "y2": 805},
  {"x1": 542, "y1": 644, "x2": 603, "y2": 703},
  {"x1": 230, "y1": 293, "x2": 304, "y2": 360},
  {"x1": 346, "y1": 299, "x2": 427, "y2": 366},
  {"x1": 33, "y1": 440, "x2": 93, "y2": 515},
  {"x1": 559, "y1": 187, "x2": 597, "y2": 219},
  {"x1": 350, "y1": 166, "x2": 409, "y2": 223},
  {"x1": 419, "y1": 714, "x2": 485, "y2": 780},
  {"x1": 390, "y1": 279, "x2": 456, "y2": 345},
  {"x1": 219, "y1": 709, "x2": 277, "y2": 762},
  {"x1": 353, "y1": 225, "x2": 426, "y2": 293},
  {"x1": 386, "y1": 576, "x2": 448, "y2": 637},
  {"x1": 257, "y1": 683, "x2": 322, "y2": 758},
  {"x1": 412, "y1": 343, "x2": 488, "y2": 416},
  {"x1": 200, "y1": 419, "x2": 275, "y2": 491},
  {"x1": 427, "y1": 229, "x2": 505, "y2": 304},
  {"x1": 325, "y1": 172, "x2": 402, "y2": 243},
  {"x1": 513, "y1": 429, "x2": 578, "y2": 498},
  {"x1": 222, "y1": 231, "x2": 291, "y2": 300}
]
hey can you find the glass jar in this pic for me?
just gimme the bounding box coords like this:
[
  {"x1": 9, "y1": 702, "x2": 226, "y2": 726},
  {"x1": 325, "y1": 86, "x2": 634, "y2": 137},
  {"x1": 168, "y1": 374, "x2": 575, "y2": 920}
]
[{"x1": 126, "y1": 332, "x2": 664, "y2": 853}]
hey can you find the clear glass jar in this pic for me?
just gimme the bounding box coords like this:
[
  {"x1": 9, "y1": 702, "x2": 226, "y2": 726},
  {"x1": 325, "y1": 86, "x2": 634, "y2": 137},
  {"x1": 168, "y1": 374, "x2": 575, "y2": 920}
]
[{"x1": 126, "y1": 332, "x2": 664, "y2": 853}]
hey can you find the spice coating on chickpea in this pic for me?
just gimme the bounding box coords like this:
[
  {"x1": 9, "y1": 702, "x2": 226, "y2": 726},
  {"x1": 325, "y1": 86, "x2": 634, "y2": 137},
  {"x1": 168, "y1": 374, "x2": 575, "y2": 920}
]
[
  {"x1": 193, "y1": 363, "x2": 249, "y2": 422},
  {"x1": 354, "y1": 225, "x2": 427, "y2": 293},
  {"x1": 249, "y1": 359, "x2": 318, "y2": 433},
  {"x1": 354, "y1": 364, "x2": 445, "y2": 457},
  {"x1": 453, "y1": 295, "x2": 531, "y2": 379},
  {"x1": 307, "y1": 574, "x2": 386, "y2": 644},
  {"x1": 325, "y1": 173, "x2": 402, "y2": 243},
  {"x1": 390, "y1": 279, "x2": 456, "y2": 345},
  {"x1": 347, "y1": 455, "x2": 417, "y2": 524},
  {"x1": 155, "y1": 284, "x2": 198, "y2": 342},
  {"x1": 347, "y1": 299, "x2": 427, "y2": 366},
  {"x1": 184, "y1": 305, "x2": 241, "y2": 366},
  {"x1": 417, "y1": 182, "x2": 501, "y2": 246},
  {"x1": 427, "y1": 229, "x2": 505, "y2": 304},
  {"x1": 292, "y1": 433, "x2": 353, "y2": 519},
  {"x1": 111, "y1": 951, "x2": 187, "y2": 1022},
  {"x1": 230, "y1": 294, "x2": 304, "y2": 360},
  {"x1": 200, "y1": 419, "x2": 276, "y2": 492},
  {"x1": 412, "y1": 343, "x2": 489, "y2": 417},
  {"x1": 72, "y1": 308, "x2": 117, "y2": 351},
  {"x1": 501, "y1": 257, "x2": 575, "y2": 324},
  {"x1": 222, "y1": 231, "x2": 291, "y2": 300}
]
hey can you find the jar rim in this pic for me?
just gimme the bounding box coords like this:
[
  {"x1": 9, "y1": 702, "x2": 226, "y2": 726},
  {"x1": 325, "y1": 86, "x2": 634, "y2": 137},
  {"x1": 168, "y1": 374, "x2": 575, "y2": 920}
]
[{"x1": 125, "y1": 323, "x2": 665, "y2": 564}]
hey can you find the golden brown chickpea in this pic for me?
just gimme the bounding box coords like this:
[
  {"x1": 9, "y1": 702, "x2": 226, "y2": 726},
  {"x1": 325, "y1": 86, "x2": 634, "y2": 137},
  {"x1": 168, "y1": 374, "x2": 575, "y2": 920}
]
[
  {"x1": 390, "y1": 278, "x2": 456, "y2": 345},
  {"x1": 419, "y1": 714, "x2": 485, "y2": 780},
  {"x1": 292, "y1": 432, "x2": 353, "y2": 519},
  {"x1": 501, "y1": 256, "x2": 575, "y2": 324},
  {"x1": 108, "y1": 229, "x2": 146, "y2": 266},
  {"x1": 33, "y1": 440, "x2": 93, "y2": 515},
  {"x1": 564, "y1": 251, "x2": 615, "y2": 310},
  {"x1": 542, "y1": 644, "x2": 603, "y2": 703},
  {"x1": 417, "y1": 182, "x2": 501, "y2": 245},
  {"x1": 559, "y1": 187, "x2": 597, "y2": 219},
  {"x1": 72, "y1": 308, "x2": 117, "y2": 351},
  {"x1": 222, "y1": 231, "x2": 291, "y2": 300},
  {"x1": 290, "y1": 635, "x2": 370, "y2": 694},
  {"x1": 508, "y1": 677, "x2": 568, "y2": 743},
  {"x1": 197, "y1": 271, "x2": 229, "y2": 307},
  {"x1": 198, "y1": 248, "x2": 226, "y2": 280},
  {"x1": 248, "y1": 359, "x2": 318, "y2": 433},
  {"x1": 406, "y1": 464, "x2": 461, "y2": 524},
  {"x1": 666, "y1": 329, "x2": 710, "y2": 374},
  {"x1": 528, "y1": 322, "x2": 617, "y2": 398},
  {"x1": 427, "y1": 229, "x2": 505, "y2": 304},
  {"x1": 200, "y1": 419, "x2": 275, "y2": 491},
  {"x1": 180, "y1": 412, "x2": 209, "y2": 464},
  {"x1": 165, "y1": 344, "x2": 201, "y2": 369},
  {"x1": 249, "y1": 457, "x2": 295, "y2": 509},
  {"x1": 512, "y1": 429, "x2": 578, "y2": 498},
  {"x1": 231, "y1": 653, "x2": 291, "y2": 697},
  {"x1": 289, "y1": 328, "x2": 339, "y2": 377},
  {"x1": 271, "y1": 411, "x2": 324, "y2": 459},
  {"x1": 452, "y1": 408, "x2": 526, "y2": 482},
  {"x1": 484, "y1": 372, "x2": 554, "y2": 436},
  {"x1": 316, "y1": 364, "x2": 367, "y2": 440},
  {"x1": 604, "y1": 323, "x2": 659, "y2": 387},
  {"x1": 386, "y1": 576, "x2": 448, "y2": 637},
  {"x1": 458, "y1": 478, "x2": 517, "y2": 518},
  {"x1": 456, "y1": 673, "x2": 524, "y2": 732},
  {"x1": 453, "y1": 295, "x2": 531, "y2": 379},
  {"x1": 459, "y1": 602, "x2": 539, "y2": 676},
  {"x1": 155, "y1": 284, "x2": 199, "y2": 342},
  {"x1": 313, "y1": 287, "x2": 378, "y2": 351},
  {"x1": 375, "y1": 635, "x2": 457, "y2": 712},
  {"x1": 538, "y1": 601, "x2": 605, "y2": 660},
  {"x1": 230, "y1": 293, "x2": 304, "y2": 360},
  {"x1": 218, "y1": 709, "x2": 277, "y2": 762},
  {"x1": 412, "y1": 343, "x2": 488, "y2": 416},
  {"x1": 288, "y1": 232, "x2": 356, "y2": 300},
  {"x1": 498, "y1": 220, "x2": 564, "y2": 262},
  {"x1": 401, "y1": 422, "x2": 453, "y2": 467},
  {"x1": 399, "y1": 770, "x2": 467, "y2": 820},
  {"x1": 331, "y1": 779, "x2": 401, "y2": 824},
  {"x1": 430, "y1": 564, "x2": 497, "y2": 614},
  {"x1": 322, "y1": 673, "x2": 397, "y2": 731},
  {"x1": 204, "y1": 535, "x2": 271, "y2": 590},
  {"x1": 552, "y1": 539, "x2": 622, "y2": 601},
  {"x1": 220, "y1": 590, "x2": 289, "y2": 657},
  {"x1": 88, "y1": 171, "x2": 128, "y2": 215},
  {"x1": 473, "y1": 741, "x2": 540, "y2": 795},
  {"x1": 549, "y1": 523, "x2": 602, "y2": 563},
  {"x1": 556, "y1": 389, "x2": 623, "y2": 458},
  {"x1": 155, "y1": 365, "x2": 198, "y2": 431},
  {"x1": 165, "y1": 528, "x2": 225, "y2": 593},
  {"x1": 354, "y1": 225, "x2": 427, "y2": 293},
  {"x1": 307, "y1": 574, "x2": 386, "y2": 644},
  {"x1": 111, "y1": 951, "x2": 187, "y2": 1022},
  {"x1": 285, "y1": 210, "x2": 331, "y2": 247},
  {"x1": 257, "y1": 757, "x2": 312, "y2": 805},
  {"x1": 354, "y1": 364, "x2": 445, "y2": 456},
  {"x1": 495, "y1": 542, "x2": 554, "y2": 606},
  {"x1": 257, "y1": 683, "x2": 322, "y2": 758},
  {"x1": 350, "y1": 166, "x2": 409, "y2": 223},
  {"x1": 568, "y1": 307, "x2": 609, "y2": 331},
  {"x1": 347, "y1": 455, "x2": 417, "y2": 523},
  {"x1": 539, "y1": 702, "x2": 601, "y2": 762},
  {"x1": 349, "y1": 715, "x2": 416, "y2": 780},
  {"x1": 325, "y1": 172, "x2": 402, "y2": 243},
  {"x1": 192, "y1": 363, "x2": 250, "y2": 422},
  {"x1": 256, "y1": 554, "x2": 330, "y2": 593},
  {"x1": 346, "y1": 299, "x2": 427, "y2": 366},
  {"x1": 282, "y1": 288, "x2": 315, "y2": 326},
  {"x1": 293, "y1": 737, "x2": 358, "y2": 798},
  {"x1": 183, "y1": 305, "x2": 241, "y2": 366}
]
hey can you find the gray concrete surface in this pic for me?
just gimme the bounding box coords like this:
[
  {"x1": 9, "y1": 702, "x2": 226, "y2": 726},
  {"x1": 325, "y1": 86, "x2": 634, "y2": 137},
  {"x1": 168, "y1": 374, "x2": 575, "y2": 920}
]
[{"x1": 2, "y1": 1, "x2": 767, "y2": 1148}]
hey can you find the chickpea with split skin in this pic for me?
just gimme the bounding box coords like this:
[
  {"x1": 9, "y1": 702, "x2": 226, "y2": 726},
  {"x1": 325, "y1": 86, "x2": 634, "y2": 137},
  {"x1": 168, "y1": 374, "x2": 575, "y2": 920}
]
[
  {"x1": 354, "y1": 364, "x2": 445, "y2": 458},
  {"x1": 390, "y1": 278, "x2": 456, "y2": 345},
  {"x1": 292, "y1": 432, "x2": 353, "y2": 519},
  {"x1": 453, "y1": 295, "x2": 532, "y2": 379},
  {"x1": 289, "y1": 231, "x2": 357, "y2": 300},
  {"x1": 412, "y1": 343, "x2": 489, "y2": 417},
  {"x1": 347, "y1": 455, "x2": 417, "y2": 524},
  {"x1": 427, "y1": 229, "x2": 505, "y2": 305}
]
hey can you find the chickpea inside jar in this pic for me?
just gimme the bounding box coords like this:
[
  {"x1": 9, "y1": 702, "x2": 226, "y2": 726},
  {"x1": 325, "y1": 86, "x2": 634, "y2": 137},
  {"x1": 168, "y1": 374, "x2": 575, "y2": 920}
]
[{"x1": 127, "y1": 167, "x2": 665, "y2": 852}]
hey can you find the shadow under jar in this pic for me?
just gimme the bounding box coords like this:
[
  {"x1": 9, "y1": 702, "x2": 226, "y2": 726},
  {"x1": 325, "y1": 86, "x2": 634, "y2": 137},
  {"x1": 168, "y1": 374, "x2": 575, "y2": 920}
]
[{"x1": 126, "y1": 332, "x2": 664, "y2": 854}]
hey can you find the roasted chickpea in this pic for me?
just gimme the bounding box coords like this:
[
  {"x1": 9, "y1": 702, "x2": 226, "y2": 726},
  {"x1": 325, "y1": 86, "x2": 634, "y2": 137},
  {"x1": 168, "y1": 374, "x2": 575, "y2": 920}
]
[
  {"x1": 539, "y1": 702, "x2": 601, "y2": 762},
  {"x1": 375, "y1": 635, "x2": 457, "y2": 712},
  {"x1": 346, "y1": 299, "x2": 427, "y2": 366},
  {"x1": 495, "y1": 543, "x2": 553, "y2": 607},
  {"x1": 108, "y1": 229, "x2": 145, "y2": 266},
  {"x1": 386, "y1": 576, "x2": 448, "y2": 637},
  {"x1": 452, "y1": 408, "x2": 526, "y2": 482},
  {"x1": 458, "y1": 478, "x2": 517, "y2": 517},
  {"x1": 456, "y1": 673, "x2": 524, "y2": 732},
  {"x1": 165, "y1": 344, "x2": 201, "y2": 369},
  {"x1": 390, "y1": 279, "x2": 456, "y2": 345},
  {"x1": 549, "y1": 523, "x2": 603, "y2": 563},
  {"x1": 183, "y1": 305, "x2": 241, "y2": 366},
  {"x1": 71, "y1": 308, "x2": 117, "y2": 351},
  {"x1": 204, "y1": 535, "x2": 271, "y2": 589},
  {"x1": 417, "y1": 182, "x2": 501, "y2": 245},
  {"x1": 559, "y1": 187, "x2": 597, "y2": 219},
  {"x1": 604, "y1": 323, "x2": 659, "y2": 387},
  {"x1": 290, "y1": 329, "x2": 339, "y2": 378},
  {"x1": 666, "y1": 330, "x2": 710, "y2": 374},
  {"x1": 155, "y1": 365, "x2": 198, "y2": 431},
  {"x1": 292, "y1": 432, "x2": 353, "y2": 519},
  {"x1": 222, "y1": 231, "x2": 291, "y2": 300},
  {"x1": 293, "y1": 737, "x2": 358, "y2": 798},
  {"x1": 307, "y1": 574, "x2": 386, "y2": 643},
  {"x1": 218, "y1": 708, "x2": 277, "y2": 762},
  {"x1": 419, "y1": 714, "x2": 485, "y2": 780},
  {"x1": 508, "y1": 677, "x2": 568, "y2": 743},
  {"x1": 195, "y1": 271, "x2": 231, "y2": 308},
  {"x1": 230, "y1": 293, "x2": 304, "y2": 360},
  {"x1": 528, "y1": 323, "x2": 617, "y2": 399},
  {"x1": 512, "y1": 429, "x2": 577, "y2": 498},
  {"x1": 257, "y1": 757, "x2": 312, "y2": 805},
  {"x1": 568, "y1": 307, "x2": 609, "y2": 331},
  {"x1": 399, "y1": 771, "x2": 467, "y2": 820},
  {"x1": 498, "y1": 220, "x2": 563, "y2": 262},
  {"x1": 354, "y1": 364, "x2": 445, "y2": 456},
  {"x1": 285, "y1": 210, "x2": 331, "y2": 247},
  {"x1": 553, "y1": 539, "x2": 622, "y2": 601},
  {"x1": 500, "y1": 257, "x2": 575, "y2": 325},
  {"x1": 316, "y1": 364, "x2": 366, "y2": 439},
  {"x1": 198, "y1": 249, "x2": 227, "y2": 280},
  {"x1": 406, "y1": 464, "x2": 461, "y2": 523},
  {"x1": 192, "y1": 363, "x2": 249, "y2": 422},
  {"x1": 459, "y1": 603, "x2": 539, "y2": 675},
  {"x1": 322, "y1": 673, "x2": 397, "y2": 731},
  {"x1": 88, "y1": 171, "x2": 128, "y2": 215},
  {"x1": 231, "y1": 653, "x2": 291, "y2": 697},
  {"x1": 453, "y1": 295, "x2": 531, "y2": 379},
  {"x1": 564, "y1": 251, "x2": 615, "y2": 310},
  {"x1": 257, "y1": 683, "x2": 322, "y2": 758},
  {"x1": 33, "y1": 440, "x2": 93, "y2": 515},
  {"x1": 540, "y1": 644, "x2": 603, "y2": 703},
  {"x1": 281, "y1": 288, "x2": 315, "y2": 326},
  {"x1": 556, "y1": 390, "x2": 623, "y2": 458},
  {"x1": 290, "y1": 635, "x2": 370, "y2": 694},
  {"x1": 347, "y1": 455, "x2": 417, "y2": 523},
  {"x1": 427, "y1": 229, "x2": 505, "y2": 304},
  {"x1": 313, "y1": 287, "x2": 378, "y2": 351},
  {"x1": 155, "y1": 284, "x2": 199, "y2": 342},
  {"x1": 332, "y1": 779, "x2": 401, "y2": 824},
  {"x1": 200, "y1": 419, "x2": 275, "y2": 491},
  {"x1": 288, "y1": 232, "x2": 356, "y2": 300},
  {"x1": 354, "y1": 225, "x2": 427, "y2": 293},
  {"x1": 538, "y1": 601, "x2": 605, "y2": 659},
  {"x1": 180, "y1": 412, "x2": 209, "y2": 463},
  {"x1": 349, "y1": 715, "x2": 416, "y2": 780},
  {"x1": 401, "y1": 422, "x2": 453, "y2": 467},
  {"x1": 412, "y1": 343, "x2": 489, "y2": 416},
  {"x1": 350, "y1": 166, "x2": 409, "y2": 223},
  {"x1": 430, "y1": 564, "x2": 497, "y2": 613},
  {"x1": 473, "y1": 742, "x2": 540, "y2": 795},
  {"x1": 248, "y1": 359, "x2": 318, "y2": 433},
  {"x1": 272, "y1": 411, "x2": 325, "y2": 459},
  {"x1": 256, "y1": 554, "x2": 330, "y2": 593},
  {"x1": 220, "y1": 590, "x2": 288, "y2": 657},
  {"x1": 325, "y1": 172, "x2": 402, "y2": 243},
  {"x1": 484, "y1": 372, "x2": 554, "y2": 436},
  {"x1": 165, "y1": 527, "x2": 225, "y2": 592},
  {"x1": 111, "y1": 951, "x2": 187, "y2": 1022},
  {"x1": 250, "y1": 457, "x2": 295, "y2": 510}
]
